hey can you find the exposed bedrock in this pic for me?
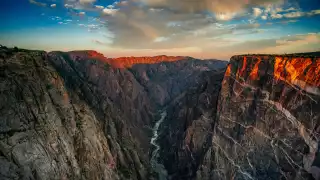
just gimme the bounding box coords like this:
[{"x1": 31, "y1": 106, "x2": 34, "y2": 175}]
[
  {"x1": 196, "y1": 55, "x2": 320, "y2": 180},
  {"x1": 1, "y1": 46, "x2": 319, "y2": 180}
]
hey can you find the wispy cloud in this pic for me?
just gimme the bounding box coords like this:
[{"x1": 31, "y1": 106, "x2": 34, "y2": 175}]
[
  {"x1": 79, "y1": 0, "x2": 96, "y2": 4},
  {"x1": 252, "y1": 5, "x2": 320, "y2": 20},
  {"x1": 102, "y1": 8, "x2": 118, "y2": 16},
  {"x1": 29, "y1": 0, "x2": 46, "y2": 7},
  {"x1": 95, "y1": 5, "x2": 104, "y2": 9},
  {"x1": 227, "y1": 33, "x2": 320, "y2": 54}
]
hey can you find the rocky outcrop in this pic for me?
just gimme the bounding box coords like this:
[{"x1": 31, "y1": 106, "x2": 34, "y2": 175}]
[
  {"x1": 65, "y1": 50, "x2": 186, "y2": 69},
  {"x1": 0, "y1": 48, "x2": 119, "y2": 180},
  {"x1": 0, "y1": 47, "x2": 161, "y2": 180},
  {"x1": 196, "y1": 55, "x2": 320, "y2": 180},
  {"x1": 48, "y1": 51, "x2": 156, "y2": 180},
  {"x1": 0, "y1": 46, "x2": 228, "y2": 180}
]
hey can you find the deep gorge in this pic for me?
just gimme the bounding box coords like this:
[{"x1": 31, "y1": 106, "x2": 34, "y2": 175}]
[{"x1": 0, "y1": 46, "x2": 319, "y2": 180}]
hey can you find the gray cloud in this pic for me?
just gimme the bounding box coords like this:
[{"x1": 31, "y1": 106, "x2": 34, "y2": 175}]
[
  {"x1": 56, "y1": 0, "x2": 318, "y2": 58},
  {"x1": 101, "y1": 0, "x2": 275, "y2": 49}
]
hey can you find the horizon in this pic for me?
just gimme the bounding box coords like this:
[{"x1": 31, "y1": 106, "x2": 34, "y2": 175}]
[
  {"x1": 1, "y1": 0, "x2": 320, "y2": 60},
  {"x1": 3, "y1": 44, "x2": 320, "y2": 61}
]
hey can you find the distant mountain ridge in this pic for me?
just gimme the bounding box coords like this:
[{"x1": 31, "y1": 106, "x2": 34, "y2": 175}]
[{"x1": 62, "y1": 50, "x2": 188, "y2": 68}]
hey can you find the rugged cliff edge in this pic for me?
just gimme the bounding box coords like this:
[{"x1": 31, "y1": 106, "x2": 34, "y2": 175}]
[
  {"x1": 196, "y1": 55, "x2": 320, "y2": 180},
  {"x1": 0, "y1": 48, "x2": 122, "y2": 180},
  {"x1": 0, "y1": 46, "x2": 227, "y2": 180},
  {"x1": 1, "y1": 45, "x2": 319, "y2": 180}
]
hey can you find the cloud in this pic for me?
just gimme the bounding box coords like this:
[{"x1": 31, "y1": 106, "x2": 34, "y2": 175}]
[
  {"x1": 278, "y1": 19, "x2": 298, "y2": 24},
  {"x1": 51, "y1": 4, "x2": 56, "y2": 8},
  {"x1": 283, "y1": 11, "x2": 304, "y2": 18},
  {"x1": 135, "y1": 0, "x2": 284, "y2": 14},
  {"x1": 51, "y1": 16, "x2": 62, "y2": 21},
  {"x1": 79, "y1": 0, "x2": 96, "y2": 4},
  {"x1": 271, "y1": 13, "x2": 283, "y2": 19},
  {"x1": 102, "y1": 46, "x2": 203, "y2": 58},
  {"x1": 234, "y1": 23, "x2": 260, "y2": 30},
  {"x1": 256, "y1": 5, "x2": 319, "y2": 20},
  {"x1": 228, "y1": 33, "x2": 320, "y2": 54},
  {"x1": 92, "y1": 39, "x2": 110, "y2": 45},
  {"x1": 64, "y1": 4, "x2": 74, "y2": 8},
  {"x1": 54, "y1": 0, "x2": 317, "y2": 58},
  {"x1": 78, "y1": 23, "x2": 104, "y2": 32},
  {"x1": 253, "y1": 8, "x2": 263, "y2": 17},
  {"x1": 102, "y1": 8, "x2": 119, "y2": 16},
  {"x1": 276, "y1": 34, "x2": 320, "y2": 45},
  {"x1": 95, "y1": 5, "x2": 104, "y2": 9},
  {"x1": 107, "y1": 5, "x2": 115, "y2": 9},
  {"x1": 79, "y1": 12, "x2": 86, "y2": 15},
  {"x1": 264, "y1": 33, "x2": 320, "y2": 53},
  {"x1": 154, "y1": 37, "x2": 169, "y2": 42},
  {"x1": 99, "y1": 0, "x2": 278, "y2": 51},
  {"x1": 312, "y1": 9, "x2": 320, "y2": 15},
  {"x1": 29, "y1": 0, "x2": 47, "y2": 7},
  {"x1": 215, "y1": 13, "x2": 236, "y2": 21}
]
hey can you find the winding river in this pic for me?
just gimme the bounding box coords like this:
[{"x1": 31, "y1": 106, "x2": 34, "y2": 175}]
[{"x1": 150, "y1": 111, "x2": 168, "y2": 180}]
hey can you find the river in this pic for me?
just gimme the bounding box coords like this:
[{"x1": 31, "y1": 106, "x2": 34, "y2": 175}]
[{"x1": 150, "y1": 111, "x2": 168, "y2": 180}]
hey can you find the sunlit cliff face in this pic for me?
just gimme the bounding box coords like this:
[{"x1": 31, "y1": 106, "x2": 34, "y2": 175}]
[
  {"x1": 249, "y1": 57, "x2": 261, "y2": 80},
  {"x1": 224, "y1": 55, "x2": 320, "y2": 95},
  {"x1": 106, "y1": 56, "x2": 186, "y2": 68},
  {"x1": 274, "y1": 57, "x2": 320, "y2": 95},
  {"x1": 225, "y1": 64, "x2": 232, "y2": 77},
  {"x1": 70, "y1": 50, "x2": 186, "y2": 68}
]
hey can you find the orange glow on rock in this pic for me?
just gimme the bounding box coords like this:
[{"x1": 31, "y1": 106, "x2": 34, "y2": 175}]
[
  {"x1": 237, "y1": 56, "x2": 247, "y2": 77},
  {"x1": 72, "y1": 51, "x2": 185, "y2": 68},
  {"x1": 249, "y1": 57, "x2": 261, "y2": 80},
  {"x1": 106, "y1": 55, "x2": 185, "y2": 68},
  {"x1": 226, "y1": 55, "x2": 320, "y2": 94},
  {"x1": 274, "y1": 57, "x2": 320, "y2": 88},
  {"x1": 225, "y1": 64, "x2": 231, "y2": 77},
  {"x1": 305, "y1": 58, "x2": 320, "y2": 87}
]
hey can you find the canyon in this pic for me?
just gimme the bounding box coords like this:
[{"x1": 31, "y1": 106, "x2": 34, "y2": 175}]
[{"x1": 0, "y1": 46, "x2": 319, "y2": 180}]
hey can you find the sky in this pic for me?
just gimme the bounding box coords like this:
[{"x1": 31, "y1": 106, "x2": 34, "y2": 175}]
[{"x1": 0, "y1": 0, "x2": 319, "y2": 60}]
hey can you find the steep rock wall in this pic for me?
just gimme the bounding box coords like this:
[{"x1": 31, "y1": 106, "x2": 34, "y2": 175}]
[
  {"x1": 0, "y1": 48, "x2": 119, "y2": 180},
  {"x1": 197, "y1": 55, "x2": 320, "y2": 180},
  {"x1": 157, "y1": 69, "x2": 226, "y2": 179}
]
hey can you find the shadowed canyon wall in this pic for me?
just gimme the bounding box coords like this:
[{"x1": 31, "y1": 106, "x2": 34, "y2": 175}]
[
  {"x1": 0, "y1": 46, "x2": 227, "y2": 180},
  {"x1": 1, "y1": 46, "x2": 319, "y2": 180},
  {"x1": 195, "y1": 55, "x2": 320, "y2": 180}
]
